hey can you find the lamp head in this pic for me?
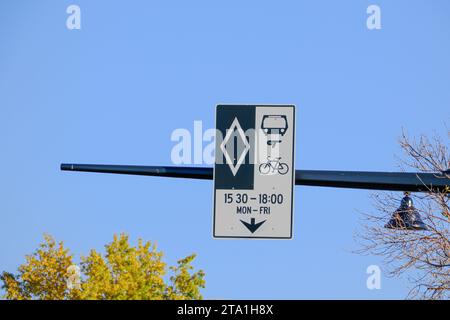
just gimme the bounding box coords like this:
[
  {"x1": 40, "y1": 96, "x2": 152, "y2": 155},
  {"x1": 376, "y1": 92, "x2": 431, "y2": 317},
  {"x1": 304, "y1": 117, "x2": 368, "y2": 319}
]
[{"x1": 385, "y1": 192, "x2": 427, "y2": 230}]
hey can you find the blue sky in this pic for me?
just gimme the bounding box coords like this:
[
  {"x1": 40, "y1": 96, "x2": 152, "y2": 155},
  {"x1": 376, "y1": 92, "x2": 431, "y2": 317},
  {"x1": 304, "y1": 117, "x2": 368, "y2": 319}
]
[{"x1": 1, "y1": 0, "x2": 449, "y2": 299}]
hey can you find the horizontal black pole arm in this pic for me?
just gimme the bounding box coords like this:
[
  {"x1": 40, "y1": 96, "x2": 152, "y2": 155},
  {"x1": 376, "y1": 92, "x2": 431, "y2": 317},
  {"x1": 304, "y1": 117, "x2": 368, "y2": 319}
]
[
  {"x1": 295, "y1": 170, "x2": 448, "y2": 192},
  {"x1": 60, "y1": 164, "x2": 450, "y2": 192},
  {"x1": 60, "y1": 163, "x2": 213, "y2": 180}
]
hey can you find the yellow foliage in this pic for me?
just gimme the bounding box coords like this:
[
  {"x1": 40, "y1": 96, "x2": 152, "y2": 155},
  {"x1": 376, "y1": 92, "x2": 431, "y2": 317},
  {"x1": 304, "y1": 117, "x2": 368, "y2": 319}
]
[{"x1": 1, "y1": 233, "x2": 205, "y2": 300}]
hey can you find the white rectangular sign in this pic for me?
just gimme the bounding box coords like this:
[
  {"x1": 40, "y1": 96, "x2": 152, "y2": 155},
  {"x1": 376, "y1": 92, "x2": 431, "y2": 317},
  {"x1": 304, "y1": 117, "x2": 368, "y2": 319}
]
[{"x1": 213, "y1": 105, "x2": 295, "y2": 239}]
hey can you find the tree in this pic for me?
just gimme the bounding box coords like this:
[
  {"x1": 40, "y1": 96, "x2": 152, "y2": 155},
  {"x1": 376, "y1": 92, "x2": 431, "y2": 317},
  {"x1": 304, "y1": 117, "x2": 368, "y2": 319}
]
[
  {"x1": 357, "y1": 130, "x2": 450, "y2": 299},
  {"x1": 1, "y1": 233, "x2": 205, "y2": 300},
  {"x1": 0, "y1": 234, "x2": 74, "y2": 300}
]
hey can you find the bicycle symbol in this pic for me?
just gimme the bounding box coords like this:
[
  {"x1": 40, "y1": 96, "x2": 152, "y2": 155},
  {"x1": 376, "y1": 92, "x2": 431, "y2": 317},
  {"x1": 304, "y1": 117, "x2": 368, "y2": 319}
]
[{"x1": 258, "y1": 157, "x2": 289, "y2": 175}]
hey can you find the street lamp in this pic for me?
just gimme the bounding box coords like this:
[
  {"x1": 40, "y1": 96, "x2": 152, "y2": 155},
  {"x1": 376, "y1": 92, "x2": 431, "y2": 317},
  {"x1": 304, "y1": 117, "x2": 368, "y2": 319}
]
[{"x1": 385, "y1": 192, "x2": 428, "y2": 230}]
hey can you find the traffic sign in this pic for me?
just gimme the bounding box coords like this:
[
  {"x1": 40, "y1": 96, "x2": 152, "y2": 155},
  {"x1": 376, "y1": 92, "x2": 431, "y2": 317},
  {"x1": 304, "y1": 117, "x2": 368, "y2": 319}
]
[{"x1": 213, "y1": 105, "x2": 295, "y2": 239}]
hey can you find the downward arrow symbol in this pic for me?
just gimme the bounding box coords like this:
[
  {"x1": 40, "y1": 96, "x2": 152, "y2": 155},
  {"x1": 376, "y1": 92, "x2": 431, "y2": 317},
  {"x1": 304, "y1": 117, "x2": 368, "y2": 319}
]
[{"x1": 240, "y1": 218, "x2": 266, "y2": 233}]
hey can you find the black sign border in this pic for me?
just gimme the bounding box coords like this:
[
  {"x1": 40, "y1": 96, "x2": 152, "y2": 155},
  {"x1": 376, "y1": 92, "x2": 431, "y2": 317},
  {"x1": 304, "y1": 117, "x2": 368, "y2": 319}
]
[{"x1": 213, "y1": 104, "x2": 296, "y2": 239}]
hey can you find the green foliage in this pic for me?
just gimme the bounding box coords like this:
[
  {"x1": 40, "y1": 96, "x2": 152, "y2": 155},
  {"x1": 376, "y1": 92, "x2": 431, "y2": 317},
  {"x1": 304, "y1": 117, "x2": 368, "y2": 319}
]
[{"x1": 1, "y1": 233, "x2": 205, "y2": 300}]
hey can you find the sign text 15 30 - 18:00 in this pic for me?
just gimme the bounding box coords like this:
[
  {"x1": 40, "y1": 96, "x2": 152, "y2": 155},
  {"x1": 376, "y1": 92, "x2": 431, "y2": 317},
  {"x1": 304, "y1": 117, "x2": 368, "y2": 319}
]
[{"x1": 224, "y1": 193, "x2": 284, "y2": 205}]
